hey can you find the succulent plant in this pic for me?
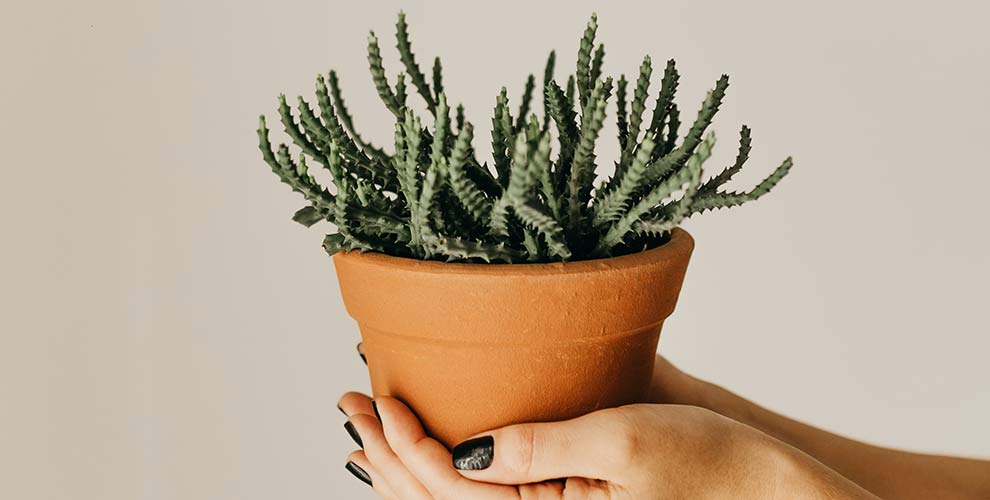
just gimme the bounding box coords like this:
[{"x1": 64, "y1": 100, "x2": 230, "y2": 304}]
[{"x1": 257, "y1": 12, "x2": 793, "y2": 263}]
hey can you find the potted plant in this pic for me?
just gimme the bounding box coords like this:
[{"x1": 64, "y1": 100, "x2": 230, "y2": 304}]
[{"x1": 256, "y1": 12, "x2": 792, "y2": 447}]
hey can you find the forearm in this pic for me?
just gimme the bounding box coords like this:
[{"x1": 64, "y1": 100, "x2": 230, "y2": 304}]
[{"x1": 684, "y1": 375, "x2": 990, "y2": 499}]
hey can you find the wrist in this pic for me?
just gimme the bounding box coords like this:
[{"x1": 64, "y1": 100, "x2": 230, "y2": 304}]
[
  {"x1": 649, "y1": 357, "x2": 717, "y2": 408},
  {"x1": 693, "y1": 378, "x2": 766, "y2": 432},
  {"x1": 757, "y1": 435, "x2": 877, "y2": 500},
  {"x1": 730, "y1": 428, "x2": 824, "y2": 500},
  {"x1": 648, "y1": 357, "x2": 752, "y2": 421},
  {"x1": 684, "y1": 378, "x2": 748, "y2": 422},
  {"x1": 764, "y1": 440, "x2": 821, "y2": 499},
  {"x1": 695, "y1": 418, "x2": 808, "y2": 500}
]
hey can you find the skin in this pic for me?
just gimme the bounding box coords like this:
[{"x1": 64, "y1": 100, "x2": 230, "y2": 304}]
[
  {"x1": 646, "y1": 356, "x2": 990, "y2": 500},
  {"x1": 340, "y1": 350, "x2": 990, "y2": 499}
]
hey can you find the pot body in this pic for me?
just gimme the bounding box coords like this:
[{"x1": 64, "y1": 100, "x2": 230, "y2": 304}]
[{"x1": 333, "y1": 228, "x2": 694, "y2": 447}]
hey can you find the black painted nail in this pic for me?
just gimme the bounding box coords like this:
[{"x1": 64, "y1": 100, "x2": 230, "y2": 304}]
[
  {"x1": 344, "y1": 421, "x2": 363, "y2": 448},
  {"x1": 371, "y1": 400, "x2": 380, "y2": 420},
  {"x1": 356, "y1": 343, "x2": 366, "y2": 365},
  {"x1": 337, "y1": 404, "x2": 347, "y2": 417},
  {"x1": 345, "y1": 461, "x2": 372, "y2": 487},
  {"x1": 452, "y1": 436, "x2": 494, "y2": 470}
]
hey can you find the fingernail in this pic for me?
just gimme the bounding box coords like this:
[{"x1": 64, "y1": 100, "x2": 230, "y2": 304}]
[
  {"x1": 451, "y1": 436, "x2": 494, "y2": 470},
  {"x1": 344, "y1": 421, "x2": 363, "y2": 448},
  {"x1": 356, "y1": 343, "x2": 366, "y2": 365},
  {"x1": 337, "y1": 404, "x2": 347, "y2": 417},
  {"x1": 371, "y1": 400, "x2": 380, "y2": 420},
  {"x1": 345, "y1": 461, "x2": 372, "y2": 487}
]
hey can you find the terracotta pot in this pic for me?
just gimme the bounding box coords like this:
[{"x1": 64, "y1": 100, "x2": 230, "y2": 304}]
[{"x1": 333, "y1": 228, "x2": 695, "y2": 447}]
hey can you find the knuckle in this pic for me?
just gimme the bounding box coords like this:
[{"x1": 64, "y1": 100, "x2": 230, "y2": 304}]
[
  {"x1": 519, "y1": 481, "x2": 563, "y2": 500},
  {"x1": 409, "y1": 433, "x2": 435, "y2": 460},
  {"x1": 507, "y1": 424, "x2": 538, "y2": 478},
  {"x1": 445, "y1": 475, "x2": 481, "y2": 500},
  {"x1": 348, "y1": 414, "x2": 390, "y2": 463},
  {"x1": 349, "y1": 413, "x2": 379, "y2": 433},
  {"x1": 605, "y1": 415, "x2": 643, "y2": 466},
  {"x1": 346, "y1": 449, "x2": 365, "y2": 464}
]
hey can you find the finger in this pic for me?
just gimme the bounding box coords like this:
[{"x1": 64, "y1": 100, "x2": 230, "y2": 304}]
[
  {"x1": 526, "y1": 478, "x2": 612, "y2": 499},
  {"x1": 348, "y1": 412, "x2": 434, "y2": 500},
  {"x1": 451, "y1": 408, "x2": 636, "y2": 485},
  {"x1": 357, "y1": 342, "x2": 367, "y2": 365},
  {"x1": 346, "y1": 450, "x2": 398, "y2": 500},
  {"x1": 375, "y1": 397, "x2": 514, "y2": 500},
  {"x1": 339, "y1": 391, "x2": 376, "y2": 418}
]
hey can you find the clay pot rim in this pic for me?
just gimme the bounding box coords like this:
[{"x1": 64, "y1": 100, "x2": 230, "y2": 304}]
[{"x1": 334, "y1": 227, "x2": 693, "y2": 277}]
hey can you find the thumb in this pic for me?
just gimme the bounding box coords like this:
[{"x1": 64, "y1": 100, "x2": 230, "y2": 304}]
[{"x1": 450, "y1": 408, "x2": 636, "y2": 484}]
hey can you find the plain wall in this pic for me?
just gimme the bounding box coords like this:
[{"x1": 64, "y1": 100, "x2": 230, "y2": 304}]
[{"x1": 2, "y1": 0, "x2": 988, "y2": 498}]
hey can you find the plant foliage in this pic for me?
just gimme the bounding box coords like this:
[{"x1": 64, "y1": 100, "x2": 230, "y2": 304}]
[{"x1": 257, "y1": 12, "x2": 793, "y2": 263}]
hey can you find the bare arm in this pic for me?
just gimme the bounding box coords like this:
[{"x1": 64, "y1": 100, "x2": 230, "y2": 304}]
[{"x1": 649, "y1": 356, "x2": 990, "y2": 500}]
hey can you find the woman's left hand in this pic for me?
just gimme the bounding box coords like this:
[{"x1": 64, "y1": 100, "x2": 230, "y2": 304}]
[{"x1": 337, "y1": 391, "x2": 875, "y2": 500}]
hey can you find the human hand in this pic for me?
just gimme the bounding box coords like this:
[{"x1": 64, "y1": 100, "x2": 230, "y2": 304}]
[{"x1": 336, "y1": 391, "x2": 855, "y2": 500}]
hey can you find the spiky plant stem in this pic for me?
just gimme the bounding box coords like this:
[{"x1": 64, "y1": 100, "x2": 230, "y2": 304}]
[{"x1": 258, "y1": 12, "x2": 794, "y2": 263}]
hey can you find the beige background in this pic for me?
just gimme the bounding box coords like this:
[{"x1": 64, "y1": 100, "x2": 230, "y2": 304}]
[{"x1": 3, "y1": 0, "x2": 988, "y2": 498}]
